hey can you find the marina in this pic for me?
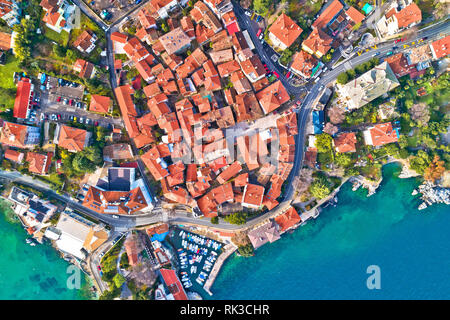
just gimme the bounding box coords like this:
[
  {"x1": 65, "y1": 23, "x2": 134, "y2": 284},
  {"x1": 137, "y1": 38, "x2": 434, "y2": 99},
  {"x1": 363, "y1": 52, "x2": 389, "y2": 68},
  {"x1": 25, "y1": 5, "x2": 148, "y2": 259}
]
[{"x1": 168, "y1": 228, "x2": 223, "y2": 296}]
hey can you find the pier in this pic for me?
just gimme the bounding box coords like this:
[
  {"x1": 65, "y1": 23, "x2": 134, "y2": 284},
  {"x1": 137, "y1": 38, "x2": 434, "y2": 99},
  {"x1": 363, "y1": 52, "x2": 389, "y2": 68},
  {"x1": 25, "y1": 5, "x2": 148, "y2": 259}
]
[{"x1": 203, "y1": 244, "x2": 237, "y2": 296}]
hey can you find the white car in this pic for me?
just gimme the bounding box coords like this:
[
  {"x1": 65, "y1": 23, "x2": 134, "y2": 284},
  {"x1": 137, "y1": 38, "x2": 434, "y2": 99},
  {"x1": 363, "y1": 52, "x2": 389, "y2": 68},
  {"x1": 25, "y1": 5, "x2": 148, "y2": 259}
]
[
  {"x1": 245, "y1": 10, "x2": 251, "y2": 17},
  {"x1": 112, "y1": 215, "x2": 119, "y2": 219}
]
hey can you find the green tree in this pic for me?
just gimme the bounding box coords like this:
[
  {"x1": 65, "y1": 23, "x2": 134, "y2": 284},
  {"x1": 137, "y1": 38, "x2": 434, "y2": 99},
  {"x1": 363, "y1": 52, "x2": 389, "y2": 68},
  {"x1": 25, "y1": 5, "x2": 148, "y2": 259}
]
[
  {"x1": 237, "y1": 244, "x2": 254, "y2": 257},
  {"x1": 224, "y1": 212, "x2": 246, "y2": 225},
  {"x1": 337, "y1": 72, "x2": 349, "y2": 84},
  {"x1": 335, "y1": 153, "x2": 353, "y2": 168},
  {"x1": 253, "y1": 0, "x2": 271, "y2": 16},
  {"x1": 113, "y1": 273, "x2": 126, "y2": 289},
  {"x1": 211, "y1": 216, "x2": 219, "y2": 224},
  {"x1": 315, "y1": 133, "x2": 333, "y2": 153},
  {"x1": 53, "y1": 44, "x2": 67, "y2": 57},
  {"x1": 309, "y1": 177, "x2": 331, "y2": 199}
]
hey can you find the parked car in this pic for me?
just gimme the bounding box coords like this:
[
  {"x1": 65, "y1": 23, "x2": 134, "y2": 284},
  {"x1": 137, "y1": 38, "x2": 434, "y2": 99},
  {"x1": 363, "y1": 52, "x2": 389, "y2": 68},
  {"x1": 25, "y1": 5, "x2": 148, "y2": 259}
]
[
  {"x1": 69, "y1": 99, "x2": 73, "y2": 105},
  {"x1": 57, "y1": 96, "x2": 61, "y2": 102},
  {"x1": 57, "y1": 114, "x2": 61, "y2": 119},
  {"x1": 256, "y1": 28, "x2": 262, "y2": 38},
  {"x1": 94, "y1": 121, "x2": 99, "y2": 126},
  {"x1": 386, "y1": 51, "x2": 394, "y2": 56},
  {"x1": 296, "y1": 100, "x2": 302, "y2": 106},
  {"x1": 273, "y1": 71, "x2": 280, "y2": 79},
  {"x1": 112, "y1": 215, "x2": 119, "y2": 219},
  {"x1": 79, "y1": 117, "x2": 84, "y2": 124},
  {"x1": 394, "y1": 38, "x2": 405, "y2": 43},
  {"x1": 86, "y1": 118, "x2": 91, "y2": 125},
  {"x1": 245, "y1": 10, "x2": 251, "y2": 17},
  {"x1": 286, "y1": 71, "x2": 291, "y2": 78}
]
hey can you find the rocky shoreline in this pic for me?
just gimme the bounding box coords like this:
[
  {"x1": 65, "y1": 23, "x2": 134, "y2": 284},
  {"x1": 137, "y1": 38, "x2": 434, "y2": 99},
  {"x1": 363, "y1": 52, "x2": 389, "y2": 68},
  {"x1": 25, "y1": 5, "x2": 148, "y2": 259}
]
[{"x1": 414, "y1": 182, "x2": 450, "y2": 210}]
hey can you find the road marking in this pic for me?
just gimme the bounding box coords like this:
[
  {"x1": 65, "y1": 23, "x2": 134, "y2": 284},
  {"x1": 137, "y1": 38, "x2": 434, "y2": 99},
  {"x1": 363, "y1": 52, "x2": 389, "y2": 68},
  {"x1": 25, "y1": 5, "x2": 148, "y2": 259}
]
[{"x1": 344, "y1": 62, "x2": 352, "y2": 71}]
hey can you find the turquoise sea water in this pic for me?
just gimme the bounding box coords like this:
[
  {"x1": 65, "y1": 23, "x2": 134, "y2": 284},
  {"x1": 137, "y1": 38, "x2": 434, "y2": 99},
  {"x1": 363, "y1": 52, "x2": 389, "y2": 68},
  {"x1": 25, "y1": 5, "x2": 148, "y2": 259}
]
[
  {"x1": 209, "y1": 163, "x2": 450, "y2": 300},
  {"x1": 0, "y1": 201, "x2": 89, "y2": 300}
]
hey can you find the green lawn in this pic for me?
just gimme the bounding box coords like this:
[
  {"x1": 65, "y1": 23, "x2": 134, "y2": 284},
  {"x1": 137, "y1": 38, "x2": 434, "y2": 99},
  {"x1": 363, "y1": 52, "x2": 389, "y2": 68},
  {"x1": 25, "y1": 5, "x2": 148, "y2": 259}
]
[
  {"x1": 43, "y1": 26, "x2": 70, "y2": 46},
  {"x1": 0, "y1": 53, "x2": 20, "y2": 110}
]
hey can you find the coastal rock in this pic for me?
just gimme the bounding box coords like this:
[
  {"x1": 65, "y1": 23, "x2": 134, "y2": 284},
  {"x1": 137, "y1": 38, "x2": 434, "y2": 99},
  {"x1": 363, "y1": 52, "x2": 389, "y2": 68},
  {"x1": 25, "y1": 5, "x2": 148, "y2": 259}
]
[{"x1": 417, "y1": 181, "x2": 450, "y2": 209}]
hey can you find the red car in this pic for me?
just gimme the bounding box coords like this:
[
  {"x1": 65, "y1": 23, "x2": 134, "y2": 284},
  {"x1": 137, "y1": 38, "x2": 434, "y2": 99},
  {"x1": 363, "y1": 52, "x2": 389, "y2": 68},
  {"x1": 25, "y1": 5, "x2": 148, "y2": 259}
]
[
  {"x1": 394, "y1": 38, "x2": 405, "y2": 43},
  {"x1": 286, "y1": 71, "x2": 291, "y2": 78},
  {"x1": 273, "y1": 71, "x2": 280, "y2": 79},
  {"x1": 256, "y1": 28, "x2": 262, "y2": 37},
  {"x1": 94, "y1": 121, "x2": 99, "y2": 126},
  {"x1": 57, "y1": 114, "x2": 61, "y2": 119},
  {"x1": 57, "y1": 96, "x2": 61, "y2": 102},
  {"x1": 296, "y1": 100, "x2": 302, "y2": 106}
]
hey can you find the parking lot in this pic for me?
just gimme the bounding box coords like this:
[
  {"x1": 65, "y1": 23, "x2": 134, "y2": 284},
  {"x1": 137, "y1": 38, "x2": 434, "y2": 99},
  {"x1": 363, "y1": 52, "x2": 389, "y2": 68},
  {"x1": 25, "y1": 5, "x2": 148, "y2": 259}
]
[
  {"x1": 88, "y1": 0, "x2": 142, "y2": 23},
  {"x1": 37, "y1": 76, "x2": 123, "y2": 129}
]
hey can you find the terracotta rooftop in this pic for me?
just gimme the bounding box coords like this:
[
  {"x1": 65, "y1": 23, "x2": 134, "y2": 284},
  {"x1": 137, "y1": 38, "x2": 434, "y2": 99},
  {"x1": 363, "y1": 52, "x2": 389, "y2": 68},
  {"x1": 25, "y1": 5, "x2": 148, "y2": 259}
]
[
  {"x1": 274, "y1": 206, "x2": 301, "y2": 232},
  {"x1": 312, "y1": 0, "x2": 344, "y2": 30},
  {"x1": 256, "y1": 80, "x2": 290, "y2": 114},
  {"x1": 394, "y1": 3, "x2": 422, "y2": 29},
  {"x1": 345, "y1": 6, "x2": 365, "y2": 25},
  {"x1": 89, "y1": 95, "x2": 111, "y2": 114},
  {"x1": 290, "y1": 51, "x2": 318, "y2": 78},
  {"x1": 269, "y1": 13, "x2": 303, "y2": 48},
  {"x1": 217, "y1": 161, "x2": 242, "y2": 184},
  {"x1": 430, "y1": 35, "x2": 450, "y2": 59},
  {"x1": 242, "y1": 183, "x2": 264, "y2": 208},
  {"x1": 57, "y1": 125, "x2": 88, "y2": 152},
  {"x1": 365, "y1": 122, "x2": 398, "y2": 146},
  {"x1": 13, "y1": 80, "x2": 31, "y2": 119},
  {"x1": 334, "y1": 132, "x2": 357, "y2": 153}
]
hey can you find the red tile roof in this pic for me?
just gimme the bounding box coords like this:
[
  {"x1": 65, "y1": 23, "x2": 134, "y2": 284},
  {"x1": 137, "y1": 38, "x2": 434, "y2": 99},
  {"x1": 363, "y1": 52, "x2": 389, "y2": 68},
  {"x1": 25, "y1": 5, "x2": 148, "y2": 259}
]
[
  {"x1": 290, "y1": 51, "x2": 318, "y2": 78},
  {"x1": 217, "y1": 161, "x2": 242, "y2": 184},
  {"x1": 256, "y1": 80, "x2": 290, "y2": 114},
  {"x1": 111, "y1": 32, "x2": 129, "y2": 43},
  {"x1": 346, "y1": 7, "x2": 365, "y2": 25},
  {"x1": 385, "y1": 53, "x2": 416, "y2": 77},
  {"x1": 26, "y1": 152, "x2": 52, "y2": 175},
  {"x1": 89, "y1": 95, "x2": 111, "y2": 113},
  {"x1": 367, "y1": 122, "x2": 398, "y2": 146},
  {"x1": 302, "y1": 28, "x2": 333, "y2": 57},
  {"x1": 395, "y1": 3, "x2": 421, "y2": 29},
  {"x1": 13, "y1": 80, "x2": 31, "y2": 119},
  {"x1": 242, "y1": 183, "x2": 264, "y2": 208},
  {"x1": 141, "y1": 149, "x2": 169, "y2": 181},
  {"x1": 124, "y1": 238, "x2": 139, "y2": 266},
  {"x1": 334, "y1": 132, "x2": 357, "y2": 153},
  {"x1": 274, "y1": 206, "x2": 301, "y2": 232},
  {"x1": 269, "y1": 13, "x2": 303, "y2": 48},
  {"x1": 430, "y1": 35, "x2": 450, "y2": 59},
  {"x1": 4, "y1": 149, "x2": 23, "y2": 163},
  {"x1": 160, "y1": 269, "x2": 188, "y2": 300},
  {"x1": 58, "y1": 125, "x2": 88, "y2": 152},
  {"x1": 312, "y1": 0, "x2": 343, "y2": 30}
]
